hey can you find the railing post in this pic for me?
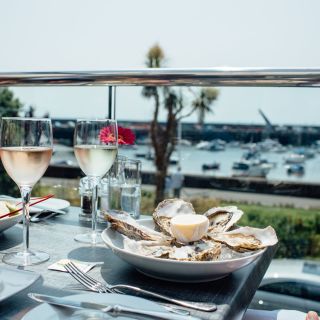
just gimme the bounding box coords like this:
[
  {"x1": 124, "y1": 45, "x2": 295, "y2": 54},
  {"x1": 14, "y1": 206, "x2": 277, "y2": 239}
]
[{"x1": 108, "y1": 86, "x2": 117, "y2": 120}]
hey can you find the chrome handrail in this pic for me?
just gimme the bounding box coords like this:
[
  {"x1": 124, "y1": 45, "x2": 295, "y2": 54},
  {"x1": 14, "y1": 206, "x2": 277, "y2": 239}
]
[{"x1": 1, "y1": 68, "x2": 320, "y2": 87}]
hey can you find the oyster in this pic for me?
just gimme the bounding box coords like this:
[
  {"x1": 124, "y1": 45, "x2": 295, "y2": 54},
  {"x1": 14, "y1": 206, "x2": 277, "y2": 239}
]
[
  {"x1": 204, "y1": 206, "x2": 243, "y2": 233},
  {"x1": 123, "y1": 237, "x2": 221, "y2": 261},
  {"x1": 105, "y1": 210, "x2": 171, "y2": 244},
  {"x1": 153, "y1": 199, "x2": 195, "y2": 236},
  {"x1": 211, "y1": 226, "x2": 278, "y2": 252},
  {"x1": 123, "y1": 238, "x2": 172, "y2": 258}
]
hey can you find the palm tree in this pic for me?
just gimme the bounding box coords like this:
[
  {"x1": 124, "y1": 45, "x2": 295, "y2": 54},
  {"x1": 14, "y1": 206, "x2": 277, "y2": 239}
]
[
  {"x1": 192, "y1": 88, "x2": 219, "y2": 126},
  {"x1": 142, "y1": 45, "x2": 219, "y2": 205}
]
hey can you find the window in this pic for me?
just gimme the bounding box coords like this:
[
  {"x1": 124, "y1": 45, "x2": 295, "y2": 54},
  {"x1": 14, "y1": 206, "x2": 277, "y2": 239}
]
[{"x1": 260, "y1": 282, "x2": 320, "y2": 302}]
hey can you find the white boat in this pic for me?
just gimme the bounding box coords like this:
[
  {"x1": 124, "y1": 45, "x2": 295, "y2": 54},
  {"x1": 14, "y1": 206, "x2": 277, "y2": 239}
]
[
  {"x1": 293, "y1": 148, "x2": 315, "y2": 159},
  {"x1": 196, "y1": 139, "x2": 226, "y2": 151},
  {"x1": 196, "y1": 141, "x2": 210, "y2": 150},
  {"x1": 284, "y1": 154, "x2": 305, "y2": 164},
  {"x1": 232, "y1": 161, "x2": 271, "y2": 178}
]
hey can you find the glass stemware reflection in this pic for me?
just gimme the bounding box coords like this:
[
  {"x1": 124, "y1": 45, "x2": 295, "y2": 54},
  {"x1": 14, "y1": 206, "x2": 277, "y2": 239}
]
[
  {"x1": 0, "y1": 117, "x2": 53, "y2": 266},
  {"x1": 74, "y1": 119, "x2": 118, "y2": 244}
]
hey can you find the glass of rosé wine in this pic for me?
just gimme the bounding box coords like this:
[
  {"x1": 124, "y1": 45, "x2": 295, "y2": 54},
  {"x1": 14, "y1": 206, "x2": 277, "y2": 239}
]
[
  {"x1": 0, "y1": 117, "x2": 53, "y2": 266},
  {"x1": 74, "y1": 119, "x2": 118, "y2": 244}
]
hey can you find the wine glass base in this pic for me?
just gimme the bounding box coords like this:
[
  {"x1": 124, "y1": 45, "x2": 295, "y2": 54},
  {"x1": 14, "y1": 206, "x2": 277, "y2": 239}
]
[
  {"x1": 74, "y1": 232, "x2": 103, "y2": 244},
  {"x1": 2, "y1": 250, "x2": 50, "y2": 266}
]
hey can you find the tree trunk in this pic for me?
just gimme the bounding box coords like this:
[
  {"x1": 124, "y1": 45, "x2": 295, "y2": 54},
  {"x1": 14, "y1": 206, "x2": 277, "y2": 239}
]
[{"x1": 154, "y1": 166, "x2": 167, "y2": 205}]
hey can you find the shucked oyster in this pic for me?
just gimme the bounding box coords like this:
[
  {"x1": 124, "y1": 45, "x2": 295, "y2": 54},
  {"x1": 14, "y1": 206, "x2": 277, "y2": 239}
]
[
  {"x1": 153, "y1": 199, "x2": 195, "y2": 236},
  {"x1": 204, "y1": 206, "x2": 243, "y2": 233},
  {"x1": 105, "y1": 210, "x2": 171, "y2": 244},
  {"x1": 210, "y1": 226, "x2": 278, "y2": 252},
  {"x1": 123, "y1": 237, "x2": 221, "y2": 261}
]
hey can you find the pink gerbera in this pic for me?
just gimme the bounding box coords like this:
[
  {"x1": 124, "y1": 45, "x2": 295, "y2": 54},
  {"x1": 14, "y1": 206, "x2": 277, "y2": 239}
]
[{"x1": 99, "y1": 126, "x2": 135, "y2": 145}]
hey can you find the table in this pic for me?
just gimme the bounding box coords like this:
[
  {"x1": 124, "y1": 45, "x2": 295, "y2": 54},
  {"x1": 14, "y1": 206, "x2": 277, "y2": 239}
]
[{"x1": 0, "y1": 207, "x2": 277, "y2": 320}]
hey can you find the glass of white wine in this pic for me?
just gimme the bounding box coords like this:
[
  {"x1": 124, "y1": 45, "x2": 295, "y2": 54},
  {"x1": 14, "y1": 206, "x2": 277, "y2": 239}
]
[
  {"x1": 74, "y1": 119, "x2": 118, "y2": 244},
  {"x1": 0, "y1": 117, "x2": 53, "y2": 266}
]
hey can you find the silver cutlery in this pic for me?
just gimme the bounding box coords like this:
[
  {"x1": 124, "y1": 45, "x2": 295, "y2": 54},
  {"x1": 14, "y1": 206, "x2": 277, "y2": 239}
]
[
  {"x1": 65, "y1": 261, "x2": 217, "y2": 312},
  {"x1": 64, "y1": 284, "x2": 191, "y2": 316},
  {"x1": 28, "y1": 293, "x2": 201, "y2": 320},
  {"x1": 30, "y1": 204, "x2": 67, "y2": 215},
  {"x1": 30, "y1": 211, "x2": 65, "y2": 223}
]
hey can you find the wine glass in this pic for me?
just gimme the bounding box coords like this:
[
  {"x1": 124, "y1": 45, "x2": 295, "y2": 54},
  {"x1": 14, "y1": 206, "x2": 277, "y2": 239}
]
[
  {"x1": 0, "y1": 117, "x2": 53, "y2": 266},
  {"x1": 74, "y1": 119, "x2": 118, "y2": 244}
]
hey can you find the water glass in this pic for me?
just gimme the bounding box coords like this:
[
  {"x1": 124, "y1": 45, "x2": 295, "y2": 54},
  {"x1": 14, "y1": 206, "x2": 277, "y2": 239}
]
[
  {"x1": 121, "y1": 159, "x2": 141, "y2": 219},
  {"x1": 108, "y1": 155, "x2": 127, "y2": 212}
]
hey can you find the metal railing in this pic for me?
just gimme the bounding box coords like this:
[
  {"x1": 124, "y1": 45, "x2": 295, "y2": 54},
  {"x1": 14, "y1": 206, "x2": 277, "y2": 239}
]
[{"x1": 0, "y1": 68, "x2": 320, "y2": 87}]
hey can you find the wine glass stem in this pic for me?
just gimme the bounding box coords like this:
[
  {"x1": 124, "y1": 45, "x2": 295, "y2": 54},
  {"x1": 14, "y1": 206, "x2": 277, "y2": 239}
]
[
  {"x1": 20, "y1": 186, "x2": 32, "y2": 254},
  {"x1": 89, "y1": 177, "x2": 100, "y2": 235}
]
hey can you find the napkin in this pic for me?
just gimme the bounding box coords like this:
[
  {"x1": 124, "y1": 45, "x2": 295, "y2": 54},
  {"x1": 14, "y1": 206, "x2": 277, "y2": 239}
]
[
  {"x1": 48, "y1": 259, "x2": 100, "y2": 273},
  {"x1": 243, "y1": 309, "x2": 306, "y2": 320}
]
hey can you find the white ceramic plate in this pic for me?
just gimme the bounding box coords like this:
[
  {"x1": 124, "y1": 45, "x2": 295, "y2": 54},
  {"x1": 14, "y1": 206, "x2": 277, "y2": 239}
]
[
  {"x1": 28, "y1": 198, "x2": 70, "y2": 213},
  {"x1": 0, "y1": 267, "x2": 40, "y2": 302},
  {"x1": 102, "y1": 219, "x2": 266, "y2": 283},
  {"x1": 0, "y1": 211, "x2": 22, "y2": 233},
  {"x1": 22, "y1": 293, "x2": 169, "y2": 320},
  {"x1": 0, "y1": 197, "x2": 71, "y2": 213}
]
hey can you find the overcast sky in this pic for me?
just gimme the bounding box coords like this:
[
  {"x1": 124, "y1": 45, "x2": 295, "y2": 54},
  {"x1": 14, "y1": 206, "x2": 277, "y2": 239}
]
[{"x1": 1, "y1": 0, "x2": 320, "y2": 125}]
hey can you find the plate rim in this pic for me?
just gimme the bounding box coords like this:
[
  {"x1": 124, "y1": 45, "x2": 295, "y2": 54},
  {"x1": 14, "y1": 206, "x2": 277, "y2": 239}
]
[
  {"x1": 102, "y1": 218, "x2": 266, "y2": 265},
  {"x1": 0, "y1": 267, "x2": 40, "y2": 302},
  {"x1": 5, "y1": 197, "x2": 71, "y2": 213}
]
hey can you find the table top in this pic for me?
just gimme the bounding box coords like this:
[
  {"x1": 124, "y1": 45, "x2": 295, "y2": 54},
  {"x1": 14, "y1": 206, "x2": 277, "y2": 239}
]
[{"x1": 0, "y1": 207, "x2": 277, "y2": 320}]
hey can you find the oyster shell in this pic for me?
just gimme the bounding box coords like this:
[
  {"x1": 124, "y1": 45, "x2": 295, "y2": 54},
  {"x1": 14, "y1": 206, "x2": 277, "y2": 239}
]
[
  {"x1": 153, "y1": 199, "x2": 195, "y2": 236},
  {"x1": 105, "y1": 210, "x2": 171, "y2": 244},
  {"x1": 204, "y1": 206, "x2": 243, "y2": 233},
  {"x1": 123, "y1": 236, "x2": 221, "y2": 261},
  {"x1": 211, "y1": 226, "x2": 278, "y2": 252},
  {"x1": 123, "y1": 238, "x2": 172, "y2": 258}
]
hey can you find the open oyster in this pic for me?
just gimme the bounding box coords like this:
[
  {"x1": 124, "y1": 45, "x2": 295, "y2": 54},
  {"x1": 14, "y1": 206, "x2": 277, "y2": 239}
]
[
  {"x1": 210, "y1": 226, "x2": 278, "y2": 252},
  {"x1": 123, "y1": 237, "x2": 221, "y2": 261},
  {"x1": 153, "y1": 199, "x2": 195, "y2": 236},
  {"x1": 105, "y1": 210, "x2": 171, "y2": 244},
  {"x1": 204, "y1": 206, "x2": 243, "y2": 233}
]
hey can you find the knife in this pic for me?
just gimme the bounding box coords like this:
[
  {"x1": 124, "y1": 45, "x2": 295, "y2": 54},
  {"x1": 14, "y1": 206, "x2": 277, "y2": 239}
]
[
  {"x1": 28, "y1": 293, "x2": 201, "y2": 320},
  {"x1": 30, "y1": 204, "x2": 67, "y2": 215}
]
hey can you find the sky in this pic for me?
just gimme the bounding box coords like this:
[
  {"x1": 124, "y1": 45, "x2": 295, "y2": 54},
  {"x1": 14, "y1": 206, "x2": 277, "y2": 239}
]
[{"x1": 1, "y1": 0, "x2": 320, "y2": 125}]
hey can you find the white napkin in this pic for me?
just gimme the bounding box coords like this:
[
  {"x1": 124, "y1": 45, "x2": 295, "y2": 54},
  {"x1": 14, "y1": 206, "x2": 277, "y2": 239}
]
[
  {"x1": 244, "y1": 309, "x2": 306, "y2": 320},
  {"x1": 48, "y1": 259, "x2": 99, "y2": 273}
]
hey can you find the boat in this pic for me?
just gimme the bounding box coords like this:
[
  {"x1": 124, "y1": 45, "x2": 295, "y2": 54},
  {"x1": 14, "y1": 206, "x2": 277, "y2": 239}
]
[
  {"x1": 287, "y1": 164, "x2": 305, "y2": 176},
  {"x1": 293, "y1": 148, "x2": 315, "y2": 159},
  {"x1": 179, "y1": 139, "x2": 192, "y2": 147},
  {"x1": 284, "y1": 154, "x2": 305, "y2": 164},
  {"x1": 196, "y1": 141, "x2": 211, "y2": 150},
  {"x1": 232, "y1": 161, "x2": 271, "y2": 178},
  {"x1": 196, "y1": 139, "x2": 226, "y2": 151},
  {"x1": 202, "y1": 162, "x2": 220, "y2": 171}
]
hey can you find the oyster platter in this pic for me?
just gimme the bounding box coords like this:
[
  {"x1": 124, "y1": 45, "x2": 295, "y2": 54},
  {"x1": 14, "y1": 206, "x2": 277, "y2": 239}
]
[{"x1": 102, "y1": 199, "x2": 278, "y2": 282}]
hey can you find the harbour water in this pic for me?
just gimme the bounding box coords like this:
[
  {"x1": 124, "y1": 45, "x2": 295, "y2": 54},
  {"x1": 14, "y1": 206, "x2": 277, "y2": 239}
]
[{"x1": 52, "y1": 144, "x2": 320, "y2": 184}]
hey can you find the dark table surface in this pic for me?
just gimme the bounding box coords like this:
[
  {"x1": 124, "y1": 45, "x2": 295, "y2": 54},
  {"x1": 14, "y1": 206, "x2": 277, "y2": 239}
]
[{"x1": 0, "y1": 207, "x2": 277, "y2": 320}]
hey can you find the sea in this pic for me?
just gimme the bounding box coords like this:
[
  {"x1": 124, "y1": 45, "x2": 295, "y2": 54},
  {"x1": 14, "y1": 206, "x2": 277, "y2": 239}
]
[{"x1": 52, "y1": 144, "x2": 320, "y2": 184}]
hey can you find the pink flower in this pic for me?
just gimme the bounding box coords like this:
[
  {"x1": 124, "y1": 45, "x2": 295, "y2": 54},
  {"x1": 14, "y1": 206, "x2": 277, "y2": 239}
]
[{"x1": 99, "y1": 126, "x2": 135, "y2": 145}]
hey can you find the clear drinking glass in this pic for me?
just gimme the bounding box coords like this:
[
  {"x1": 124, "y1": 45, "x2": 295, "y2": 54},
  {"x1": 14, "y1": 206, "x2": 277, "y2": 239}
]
[
  {"x1": 0, "y1": 117, "x2": 53, "y2": 266},
  {"x1": 121, "y1": 159, "x2": 142, "y2": 219},
  {"x1": 74, "y1": 119, "x2": 118, "y2": 244},
  {"x1": 108, "y1": 155, "x2": 127, "y2": 212}
]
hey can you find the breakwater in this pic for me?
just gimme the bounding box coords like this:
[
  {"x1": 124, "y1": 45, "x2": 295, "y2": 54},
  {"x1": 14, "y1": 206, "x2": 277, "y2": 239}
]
[{"x1": 45, "y1": 165, "x2": 320, "y2": 199}]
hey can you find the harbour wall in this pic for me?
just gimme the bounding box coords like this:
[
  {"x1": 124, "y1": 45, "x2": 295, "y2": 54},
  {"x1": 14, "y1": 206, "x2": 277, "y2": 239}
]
[{"x1": 45, "y1": 165, "x2": 320, "y2": 199}]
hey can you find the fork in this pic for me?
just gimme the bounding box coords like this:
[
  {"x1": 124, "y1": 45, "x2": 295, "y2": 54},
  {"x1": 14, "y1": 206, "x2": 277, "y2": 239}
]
[{"x1": 64, "y1": 262, "x2": 217, "y2": 312}]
